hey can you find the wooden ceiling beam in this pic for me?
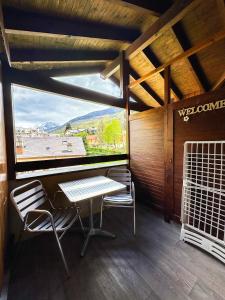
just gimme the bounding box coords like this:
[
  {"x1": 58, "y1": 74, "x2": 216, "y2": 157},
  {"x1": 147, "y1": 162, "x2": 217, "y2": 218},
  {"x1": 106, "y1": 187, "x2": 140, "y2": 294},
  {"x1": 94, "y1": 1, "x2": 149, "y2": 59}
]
[
  {"x1": 143, "y1": 47, "x2": 183, "y2": 100},
  {"x1": 3, "y1": 6, "x2": 140, "y2": 43},
  {"x1": 172, "y1": 23, "x2": 211, "y2": 92},
  {"x1": 130, "y1": 30, "x2": 225, "y2": 88},
  {"x1": 110, "y1": 76, "x2": 151, "y2": 110},
  {"x1": 0, "y1": 3, "x2": 11, "y2": 66},
  {"x1": 10, "y1": 48, "x2": 119, "y2": 62},
  {"x1": 24, "y1": 65, "x2": 106, "y2": 77},
  {"x1": 212, "y1": 71, "x2": 225, "y2": 91},
  {"x1": 130, "y1": 68, "x2": 164, "y2": 106},
  {"x1": 101, "y1": 0, "x2": 200, "y2": 79},
  {"x1": 9, "y1": 69, "x2": 144, "y2": 111}
]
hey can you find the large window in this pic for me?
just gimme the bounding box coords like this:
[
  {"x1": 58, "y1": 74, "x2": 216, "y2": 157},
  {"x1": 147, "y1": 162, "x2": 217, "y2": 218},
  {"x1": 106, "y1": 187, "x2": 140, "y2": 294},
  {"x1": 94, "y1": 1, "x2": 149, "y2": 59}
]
[{"x1": 12, "y1": 75, "x2": 127, "y2": 165}]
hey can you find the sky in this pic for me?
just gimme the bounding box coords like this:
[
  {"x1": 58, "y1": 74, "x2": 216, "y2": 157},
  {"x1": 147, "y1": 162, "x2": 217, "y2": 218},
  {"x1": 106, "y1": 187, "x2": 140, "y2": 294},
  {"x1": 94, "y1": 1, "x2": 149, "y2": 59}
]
[{"x1": 12, "y1": 73, "x2": 121, "y2": 128}]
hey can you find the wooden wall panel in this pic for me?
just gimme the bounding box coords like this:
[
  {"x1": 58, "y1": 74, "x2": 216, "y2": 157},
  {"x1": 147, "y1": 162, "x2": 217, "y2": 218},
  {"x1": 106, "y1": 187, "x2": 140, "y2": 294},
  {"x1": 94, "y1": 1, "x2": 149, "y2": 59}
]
[
  {"x1": 173, "y1": 88, "x2": 225, "y2": 220},
  {"x1": 130, "y1": 88, "x2": 225, "y2": 222},
  {"x1": 130, "y1": 108, "x2": 164, "y2": 210},
  {"x1": 0, "y1": 61, "x2": 7, "y2": 291}
]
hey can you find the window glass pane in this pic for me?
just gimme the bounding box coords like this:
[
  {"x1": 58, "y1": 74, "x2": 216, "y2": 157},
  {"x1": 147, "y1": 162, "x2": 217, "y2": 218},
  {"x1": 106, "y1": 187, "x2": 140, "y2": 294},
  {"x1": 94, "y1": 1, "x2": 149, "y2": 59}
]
[
  {"x1": 54, "y1": 74, "x2": 137, "y2": 102},
  {"x1": 12, "y1": 83, "x2": 127, "y2": 163},
  {"x1": 54, "y1": 74, "x2": 121, "y2": 97}
]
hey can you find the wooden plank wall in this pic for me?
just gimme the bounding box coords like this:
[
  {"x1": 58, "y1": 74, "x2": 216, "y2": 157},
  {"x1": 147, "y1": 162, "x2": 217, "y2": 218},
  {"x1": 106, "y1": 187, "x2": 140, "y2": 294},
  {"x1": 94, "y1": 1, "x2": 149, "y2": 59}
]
[
  {"x1": 130, "y1": 87, "x2": 225, "y2": 220},
  {"x1": 0, "y1": 61, "x2": 7, "y2": 291},
  {"x1": 130, "y1": 108, "x2": 164, "y2": 210},
  {"x1": 173, "y1": 87, "x2": 225, "y2": 220}
]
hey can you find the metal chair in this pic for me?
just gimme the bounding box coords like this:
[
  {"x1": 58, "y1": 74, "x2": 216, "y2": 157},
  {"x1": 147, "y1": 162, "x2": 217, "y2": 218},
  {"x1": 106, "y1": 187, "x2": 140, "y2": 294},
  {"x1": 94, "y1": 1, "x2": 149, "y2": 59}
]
[
  {"x1": 100, "y1": 167, "x2": 136, "y2": 235},
  {"x1": 10, "y1": 180, "x2": 84, "y2": 276}
]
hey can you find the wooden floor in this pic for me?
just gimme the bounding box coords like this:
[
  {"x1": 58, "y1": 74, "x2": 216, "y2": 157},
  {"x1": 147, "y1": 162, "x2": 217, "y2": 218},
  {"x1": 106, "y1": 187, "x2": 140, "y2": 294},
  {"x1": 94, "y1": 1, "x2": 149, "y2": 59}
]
[{"x1": 8, "y1": 204, "x2": 225, "y2": 300}]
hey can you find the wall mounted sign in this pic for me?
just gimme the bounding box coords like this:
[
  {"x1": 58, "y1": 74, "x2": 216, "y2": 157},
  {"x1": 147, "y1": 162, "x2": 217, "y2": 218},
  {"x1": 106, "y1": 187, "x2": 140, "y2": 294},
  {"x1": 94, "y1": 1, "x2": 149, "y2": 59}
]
[{"x1": 178, "y1": 99, "x2": 225, "y2": 122}]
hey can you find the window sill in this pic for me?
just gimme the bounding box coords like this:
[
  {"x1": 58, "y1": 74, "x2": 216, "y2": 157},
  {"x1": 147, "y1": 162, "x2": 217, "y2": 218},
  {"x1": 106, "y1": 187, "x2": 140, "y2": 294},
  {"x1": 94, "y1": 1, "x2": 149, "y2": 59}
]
[{"x1": 16, "y1": 160, "x2": 128, "y2": 180}]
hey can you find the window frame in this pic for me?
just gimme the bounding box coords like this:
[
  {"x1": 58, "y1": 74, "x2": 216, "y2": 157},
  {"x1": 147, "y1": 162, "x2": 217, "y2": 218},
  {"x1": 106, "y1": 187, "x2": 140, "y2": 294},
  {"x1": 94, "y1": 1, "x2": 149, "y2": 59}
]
[{"x1": 5, "y1": 78, "x2": 129, "y2": 179}]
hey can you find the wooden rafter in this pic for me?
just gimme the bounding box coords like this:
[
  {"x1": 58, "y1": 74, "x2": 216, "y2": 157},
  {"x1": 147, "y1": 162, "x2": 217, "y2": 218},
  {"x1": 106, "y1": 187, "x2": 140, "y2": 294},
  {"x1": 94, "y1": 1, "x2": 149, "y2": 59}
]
[
  {"x1": 0, "y1": 2, "x2": 11, "y2": 66},
  {"x1": 117, "y1": 0, "x2": 209, "y2": 94},
  {"x1": 10, "y1": 49, "x2": 119, "y2": 62},
  {"x1": 212, "y1": 71, "x2": 225, "y2": 91},
  {"x1": 172, "y1": 23, "x2": 210, "y2": 92},
  {"x1": 3, "y1": 6, "x2": 140, "y2": 43},
  {"x1": 101, "y1": 0, "x2": 200, "y2": 79},
  {"x1": 110, "y1": 76, "x2": 150, "y2": 109},
  {"x1": 9, "y1": 69, "x2": 145, "y2": 111},
  {"x1": 130, "y1": 30, "x2": 225, "y2": 88},
  {"x1": 110, "y1": 76, "x2": 150, "y2": 110},
  {"x1": 142, "y1": 47, "x2": 182, "y2": 101},
  {"x1": 130, "y1": 68, "x2": 164, "y2": 106}
]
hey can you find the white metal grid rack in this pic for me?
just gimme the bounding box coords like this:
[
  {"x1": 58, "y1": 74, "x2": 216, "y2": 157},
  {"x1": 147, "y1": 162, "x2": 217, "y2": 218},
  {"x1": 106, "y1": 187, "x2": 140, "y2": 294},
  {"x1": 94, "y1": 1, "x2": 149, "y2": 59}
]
[{"x1": 180, "y1": 141, "x2": 225, "y2": 263}]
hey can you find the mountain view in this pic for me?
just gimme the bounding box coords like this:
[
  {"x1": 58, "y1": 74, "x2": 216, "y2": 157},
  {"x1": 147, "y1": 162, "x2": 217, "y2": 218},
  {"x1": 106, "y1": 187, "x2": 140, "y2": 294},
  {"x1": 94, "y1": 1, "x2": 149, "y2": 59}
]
[
  {"x1": 15, "y1": 106, "x2": 127, "y2": 161},
  {"x1": 49, "y1": 107, "x2": 121, "y2": 133}
]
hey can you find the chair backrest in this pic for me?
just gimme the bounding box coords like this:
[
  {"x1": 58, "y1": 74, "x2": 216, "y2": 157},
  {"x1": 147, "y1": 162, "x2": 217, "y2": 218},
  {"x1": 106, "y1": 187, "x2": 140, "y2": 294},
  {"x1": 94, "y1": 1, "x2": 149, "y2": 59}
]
[
  {"x1": 107, "y1": 167, "x2": 132, "y2": 191},
  {"x1": 10, "y1": 180, "x2": 48, "y2": 222}
]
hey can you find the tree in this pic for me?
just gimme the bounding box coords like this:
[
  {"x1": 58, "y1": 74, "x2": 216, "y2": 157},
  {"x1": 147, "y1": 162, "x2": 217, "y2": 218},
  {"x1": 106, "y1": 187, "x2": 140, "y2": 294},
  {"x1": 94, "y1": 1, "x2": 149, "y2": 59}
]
[
  {"x1": 102, "y1": 118, "x2": 123, "y2": 148},
  {"x1": 64, "y1": 122, "x2": 72, "y2": 135}
]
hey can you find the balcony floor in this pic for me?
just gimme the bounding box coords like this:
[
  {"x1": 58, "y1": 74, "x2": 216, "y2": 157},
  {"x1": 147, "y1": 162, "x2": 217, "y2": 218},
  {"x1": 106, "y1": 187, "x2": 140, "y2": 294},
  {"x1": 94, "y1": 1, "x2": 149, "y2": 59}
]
[{"x1": 8, "y1": 204, "x2": 225, "y2": 300}]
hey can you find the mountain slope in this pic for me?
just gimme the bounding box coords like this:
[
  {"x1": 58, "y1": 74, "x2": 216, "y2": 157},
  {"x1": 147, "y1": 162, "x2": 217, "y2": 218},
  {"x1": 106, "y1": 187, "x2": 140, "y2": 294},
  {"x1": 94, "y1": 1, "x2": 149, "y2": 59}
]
[
  {"x1": 65, "y1": 107, "x2": 120, "y2": 125},
  {"x1": 51, "y1": 107, "x2": 121, "y2": 132}
]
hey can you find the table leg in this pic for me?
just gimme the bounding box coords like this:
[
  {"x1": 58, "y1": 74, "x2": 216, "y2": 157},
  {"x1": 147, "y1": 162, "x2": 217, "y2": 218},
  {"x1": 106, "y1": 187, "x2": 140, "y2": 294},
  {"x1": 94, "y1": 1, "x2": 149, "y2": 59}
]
[{"x1": 80, "y1": 198, "x2": 116, "y2": 257}]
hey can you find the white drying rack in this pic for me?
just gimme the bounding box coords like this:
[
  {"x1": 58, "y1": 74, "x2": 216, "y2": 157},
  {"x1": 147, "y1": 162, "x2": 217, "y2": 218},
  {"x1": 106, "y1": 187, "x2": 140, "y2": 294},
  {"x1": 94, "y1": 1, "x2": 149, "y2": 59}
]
[{"x1": 180, "y1": 141, "x2": 225, "y2": 263}]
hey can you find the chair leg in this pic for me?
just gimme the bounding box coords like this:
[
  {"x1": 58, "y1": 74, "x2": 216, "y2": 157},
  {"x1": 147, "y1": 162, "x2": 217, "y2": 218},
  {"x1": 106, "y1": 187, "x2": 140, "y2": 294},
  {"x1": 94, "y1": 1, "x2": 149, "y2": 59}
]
[
  {"x1": 53, "y1": 229, "x2": 70, "y2": 276},
  {"x1": 133, "y1": 204, "x2": 136, "y2": 236},
  {"x1": 78, "y1": 215, "x2": 85, "y2": 232},
  {"x1": 100, "y1": 200, "x2": 104, "y2": 229}
]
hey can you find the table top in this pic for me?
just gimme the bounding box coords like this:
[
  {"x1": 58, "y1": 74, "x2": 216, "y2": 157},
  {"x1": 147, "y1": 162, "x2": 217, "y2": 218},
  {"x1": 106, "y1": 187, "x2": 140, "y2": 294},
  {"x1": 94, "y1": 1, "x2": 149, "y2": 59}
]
[{"x1": 58, "y1": 175, "x2": 126, "y2": 203}]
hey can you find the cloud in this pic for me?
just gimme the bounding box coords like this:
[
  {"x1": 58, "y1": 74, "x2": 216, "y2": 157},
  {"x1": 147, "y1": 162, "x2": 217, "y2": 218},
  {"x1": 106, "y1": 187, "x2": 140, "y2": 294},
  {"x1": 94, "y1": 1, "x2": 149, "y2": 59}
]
[{"x1": 12, "y1": 74, "x2": 119, "y2": 128}]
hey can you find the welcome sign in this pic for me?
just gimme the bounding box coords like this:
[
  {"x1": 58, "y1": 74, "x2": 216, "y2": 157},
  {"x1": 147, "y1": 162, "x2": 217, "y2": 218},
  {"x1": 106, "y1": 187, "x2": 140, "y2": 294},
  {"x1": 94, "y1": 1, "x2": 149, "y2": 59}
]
[{"x1": 178, "y1": 99, "x2": 225, "y2": 122}]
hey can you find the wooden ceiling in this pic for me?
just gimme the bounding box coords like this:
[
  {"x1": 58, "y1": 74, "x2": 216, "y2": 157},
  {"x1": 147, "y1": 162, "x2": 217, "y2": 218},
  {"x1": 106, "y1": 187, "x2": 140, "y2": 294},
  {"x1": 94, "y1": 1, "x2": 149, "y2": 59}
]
[{"x1": 1, "y1": 0, "x2": 225, "y2": 108}]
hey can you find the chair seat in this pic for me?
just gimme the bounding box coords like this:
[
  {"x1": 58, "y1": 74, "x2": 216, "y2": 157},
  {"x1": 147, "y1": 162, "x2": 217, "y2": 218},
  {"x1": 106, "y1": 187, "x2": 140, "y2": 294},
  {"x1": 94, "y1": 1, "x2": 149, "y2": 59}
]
[
  {"x1": 29, "y1": 208, "x2": 78, "y2": 232},
  {"x1": 103, "y1": 193, "x2": 134, "y2": 205}
]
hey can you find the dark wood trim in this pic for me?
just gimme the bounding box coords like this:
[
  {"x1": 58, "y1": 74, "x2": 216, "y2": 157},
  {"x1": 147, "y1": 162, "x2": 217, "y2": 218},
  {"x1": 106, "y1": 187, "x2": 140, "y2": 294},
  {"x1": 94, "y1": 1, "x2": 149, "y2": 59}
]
[
  {"x1": 3, "y1": 6, "x2": 140, "y2": 42},
  {"x1": 172, "y1": 22, "x2": 210, "y2": 92},
  {"x1": 130, "y1": 68, "x2": 164, "y2": 106},
  {"x1": 15, "y1": 154, "x2": 128, "y2": 172},
  {"x1": 10, "y1": 49, "x2": 118, "y2": 62},
  {"x1": 164, "y1": 66, "x2": 174, "y2": 222},
  {"x1": 143, "y1": 47, "x2": 183, "y2": 100},
  {"x1": 9, "y1": 68, "x2": 144, "y2": 111},
  {"x1": 28, "y1": 65, "x2": 106, "y2": 77},
  {"x1": 2, "y1": 62, "x2": 15, "y2": 179},
  {"x1": 0, "y1": 5, "x2": 11, "y2": 66},
  {"x1": 101, "y1": 0, "x2": 200, "y2": 78},
  {"x1": 120, "y1": 51, "x2": 130, "y2": 160}
]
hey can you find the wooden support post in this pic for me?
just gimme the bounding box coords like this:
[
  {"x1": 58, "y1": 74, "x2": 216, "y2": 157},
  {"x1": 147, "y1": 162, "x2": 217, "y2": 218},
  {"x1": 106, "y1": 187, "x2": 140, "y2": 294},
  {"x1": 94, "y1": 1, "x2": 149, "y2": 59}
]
[
  {"x1": 2, "y1": 62, "x2": 16, "y2": 179},
  {"x1": 120, "y1": 51, "x2": 130, "y2": 164},
  {"x1": 164, "y1": 66, "x2": 174, "y2": 222}
]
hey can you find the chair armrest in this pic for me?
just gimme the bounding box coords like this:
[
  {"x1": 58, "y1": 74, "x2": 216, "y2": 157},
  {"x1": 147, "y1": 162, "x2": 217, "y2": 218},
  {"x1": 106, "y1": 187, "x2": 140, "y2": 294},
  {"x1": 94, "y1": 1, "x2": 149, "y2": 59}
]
[{"x1": 24, "y1": 209, "x2": 54, "y2": 231}]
